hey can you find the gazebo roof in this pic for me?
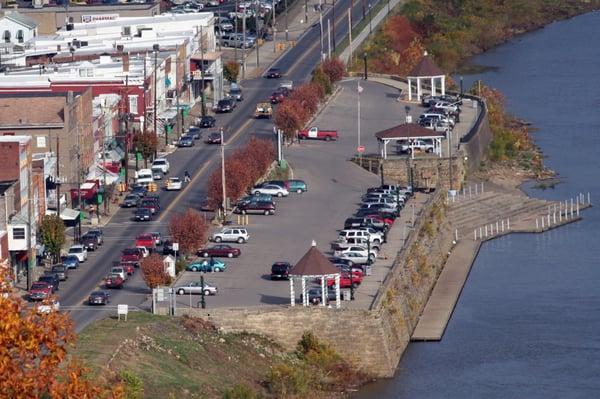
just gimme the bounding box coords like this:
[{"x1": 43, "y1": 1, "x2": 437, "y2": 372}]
[
  {"x1": 289, "y1": 245, "x2": 340, "y2": 276},
  {"x1": 408, "y1": 55, "x2": 444, "y2": 78},
  {"x1": 375, "y1": 123, "x2": 446, "y2": 140}
]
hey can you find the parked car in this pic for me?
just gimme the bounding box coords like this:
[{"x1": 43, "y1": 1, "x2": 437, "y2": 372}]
[
  {"x1": 61, "y1": 255, "x2": 80, "y2": 269},
  {"x1": 241, "y1": 193, "x2": 273, "y2": 203},
  {"x1": 333, "y1": 247, "x2": 376, "y2": 262},
  {"x1": 326, "y1": 272, "x2": 362, "y2": 289},
  {"x1": 175, "y1": 281, "x2": 218, "y2": 295},
  {"x1": 198, "y1": 244, "x2": 241, "y2": 258},
  {"x1": 298, "y1": 126, "x2": 338, "y2": 141},
  {"x1": 88, "y1": 291, "x2": 110, "y2": 305},
  {"x1": 68, "y1": 245, "x2": 88, "y2": 262},
  {"x1": 301, "y1": 286, "x2": 337, "y2": 305},
  {"x1": 186, "y1": 258, "x2": 227, "y2": 272},
  {"x1": 252, "y1": 184, "x2": 289, "y2": 197},
  {"x1": 105, "y1": 273, "x2": 124, "y2": 289},
  {"x1": 286, "y1": 179, "x2": 307, "y2": 193},
  {"x1": 187, "y1": 126, "x2": 202, "y2": 140},
  {"x1": 121, "y1": 193, "x2": 141, "y2": 208},
  {"x1": 135, "y1": 207, "x2": 152, "y2": 221},
  {"x1": 51, "y1": 265, "x2": 69, "y2": 281},
  {"x1": 214, "y1": 98, "x2": 236, "y2": 113},
  {"x1": 397, "y1": 139, "x2": 435, "y2": 154},
  {"x1": 38, "y1": 273, "x2": 59, "y2": 292},
  {"x1": 338, "y1": 229, "x2": 382, "y2": 244},
  {"x1": 333, "y1": 237, "x2": 380, "y2": 252},
  {"x1": 166, "y1": 177, "x2": 183, "y2": 191},
  {"x1": 236, "y1": 200, "x2": 276, "y2": 215},
  {"x1": 206, "y1": 131, "x2": 222, "y2": 144},
  {"x1": 80, "y1": 233, "x2": 98, "y2": 251},
  {"x1": 151, "y1": 158, "x2": 170, "y2": 174},
  {"x1": 262, "y1": 180, "x2": 289, "y2": 189},
  {"x1": 264, "y1": 67, "x2": 282, "y2": 78},
  {"x1": 212, "y1": 227, "x2": 249, "y2": 243},
  {"x1": 197, "y1": 115, "x2": 216, "y2": 128},
  {"x1": 28, "y1": 282, "x2": 52, "y2": 301},
  {"x1": 270, "y1": 87, "x2": 289, "y2": 104},
  {"x1": 270, "y1": 262, "x2": 292, "y2": 280},
  {"x1": 177, "y1": 135, "x2": 195, "y2": 147}
]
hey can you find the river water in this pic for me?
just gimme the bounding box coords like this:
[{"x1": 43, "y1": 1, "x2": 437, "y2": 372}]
[{"x1": 355, "y1": 11, "x2": 600, "y2": 399}]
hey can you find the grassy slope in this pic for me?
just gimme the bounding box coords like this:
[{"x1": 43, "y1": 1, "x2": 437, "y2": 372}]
[{"x1": 76, "y1": 312, "x2": 286, "y2": 398}]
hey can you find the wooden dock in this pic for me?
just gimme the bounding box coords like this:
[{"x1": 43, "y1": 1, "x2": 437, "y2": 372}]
[{"x1": 411, "y1": 188, "x2": 590, "y2": 341}]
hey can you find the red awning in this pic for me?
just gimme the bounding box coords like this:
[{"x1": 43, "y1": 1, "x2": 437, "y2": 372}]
[{"x1": 70, "y1": 179, "x2": 99, "y2": 200}]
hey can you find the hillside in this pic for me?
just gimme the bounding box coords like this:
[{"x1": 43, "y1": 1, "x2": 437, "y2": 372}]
[{"x1": 75, "y1": 312, "x2": 368, "y2": 398}]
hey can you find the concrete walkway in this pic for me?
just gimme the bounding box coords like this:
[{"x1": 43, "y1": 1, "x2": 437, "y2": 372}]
[{"x1": 411, "y1": 185, "x2": 591, "y2": 341}]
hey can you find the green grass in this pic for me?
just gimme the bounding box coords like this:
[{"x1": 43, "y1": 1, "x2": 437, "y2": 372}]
[{"x1": 334, "y1": 0, "x2": 390, "y2": 57}]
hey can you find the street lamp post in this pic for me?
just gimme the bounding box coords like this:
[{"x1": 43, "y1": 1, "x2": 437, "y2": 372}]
[
  {"x1": 220, "y1": 127, "x2": 227, "y2": 219},
  {"x1": 199, "y1": 26, "x2": 207, "y2": 118},
  {"x1": 332, "y1": 0, "x2": 336, "y2": 51},
  {"x1": 200, "y1": 274, "x2": 206, "y2": 309},
  {"x1": 460, "y1": 76, "x2": 464, "y2": 96},
  {"x1": 284, "y1": 0, "x2": 289, "y2": 41},
  {"x1": 363, "y1": 52, "x2": 368, "y2": 80},
  {"x1": 153, "y1": 44, "x2": 159, "y2": 158},
  {"x1": 368, "y1": 3, "x2": 372, "y2": 33}
]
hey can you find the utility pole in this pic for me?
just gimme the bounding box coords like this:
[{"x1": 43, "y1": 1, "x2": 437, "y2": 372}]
[
  {"x1": 304, "y1": 0, "x2": 307, "y2": 23},
  {"x1": 284, "y1": 0, "x2": 289, "y2": 41},
  {"x1": 327, "y1": 19, "x2": 331, "y2": 58},
  {"x1": 357, "y1": 81, "x2": 362, "y2": 159},
  {"x1": 220, "y1": 127, "x2": 227, "y2": 218},
  {"x1": 234, "y1": 0, "x2": 239, "y2": 63},
  {"x1": 200, "y1": 26, "x2": 206, "y2": 117},
  {"x1": 348, "y1": 8, "x2": 352, "y2": 62},
  {"x1": 256, "y1": 2, "x2": 261, "y2": 70},
  {"x1": 319, "y1": 12, "x2": 324, "y2": 59},
  {"x1": 143, "y1": 51, "x2": 148, "y2": 134},
  {"x1": 153, "y1": 45, "x2": 159, "y2": 158},
  {"x1": 26, "y1": 151, "x2": 33, "y2": 290},
  {"x1": 332, "y1": 0, "x2": 336, "y2": 51},
  {"x1": 272, "y1": 0, "x2": 277, "y2": 53},
  {"x1": 102, "y1": 109, "x2": 108, "y2": 216},
  {"x1": 448, "y1": 127, "x2": 453, "y2": 190},
  {"x1": 76, "y1": 126, "x2": 82, "y2": 244},
  {"x1": 55, "y1": 137, "x2": 60, "y2": 214},
  {"x1": 242, "y1": 13, "x2": 247, "y2": 80}
]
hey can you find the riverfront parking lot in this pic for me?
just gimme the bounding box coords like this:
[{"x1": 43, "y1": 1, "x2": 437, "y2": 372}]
[{"x1": 174, "y1": 78, "x2": 474, "y2": 309}]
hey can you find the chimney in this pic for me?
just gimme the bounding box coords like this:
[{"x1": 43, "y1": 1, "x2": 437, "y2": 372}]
[{"x1": 122, "y1": 53, "x2": 129, "y2": 73}]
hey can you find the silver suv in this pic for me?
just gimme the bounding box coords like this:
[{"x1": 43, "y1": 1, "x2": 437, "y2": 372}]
[{"x1": 212, "y1": 227, "x2": 250, "y2": 243}]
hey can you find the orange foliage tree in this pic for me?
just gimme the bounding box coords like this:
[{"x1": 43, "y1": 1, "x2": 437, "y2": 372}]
[
  {"x1": 320, "y1": 57, "x2": 346, "y2": 83},
  {"x1": 140, "y1": 253, "x2": 171, "y2": 289},
  {"x1": 274, "y1": 99, "x2": 307, "y2": 140},
  {"x1": 288, "y1": 83, "x2": 324, "y2": 116},
  {"x1": 133, "y1": 130, "x2": 158, "y2": 167},
  {"x1": 0, "y1": 263, "x2": 122, "y2": 398},
  {"x1": 168, "y1": 208, "x2": 208, "y2": 256}
]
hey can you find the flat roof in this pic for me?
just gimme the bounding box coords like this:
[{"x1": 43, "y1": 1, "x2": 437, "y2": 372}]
[{"x1": 0, "y1": 136, "x2": 32, "y2": 144}]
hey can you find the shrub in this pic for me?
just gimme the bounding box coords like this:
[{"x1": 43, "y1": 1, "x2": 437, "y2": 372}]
[
  {"x1": 265, "y1": 363, "x2": 310, "y2": 396},
  {"x1": 222, "y1": 384, "x2": 262, "y2": 399},
  {"x1": 274, "y1": 99, "x2": 307, "y2": 141},
  {"x1": 320, "y1": 57, "x2": 345, "y2": 83},
  {"x1": 119, "y1": 370, "x2": 144, "y2": 399},
  {"x1": 140, "y1": 253, "x2": 171, "y2": 289},
  {"x1": 311, "y1": 67, "x2": 332, "y2": 95}
]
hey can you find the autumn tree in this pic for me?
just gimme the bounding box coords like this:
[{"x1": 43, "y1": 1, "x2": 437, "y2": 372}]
[
  {"x1": 133, "y1": 130, "x2": 157, "y2": 167},
  {"x1": 140, "y1": 253, "x2": 171, "y2": 288},
  {"x1": 288, "y1": 83, "x2": 323, "y2": 116},
  {"x1": 0, "y1": 261, "x2": 122, "y2": 398},
  {"x1": 311, "y1": 67, "x2": 332, "y2": 95},
  {"x1": 320, "y1": 58, "x2": 345, "y2": 83},
  {"x1": 223, "y1": 60, "x2": 240, "y2": 83},
  {"x1": 168, "y1": 208, "x2": 208, "y2": 256},
  {"x1": 40, "y1": 214, "x2": 65, "y2": 263},
  {"x1": 274, "y1": 100, "x2": 307, "y2": 141}
]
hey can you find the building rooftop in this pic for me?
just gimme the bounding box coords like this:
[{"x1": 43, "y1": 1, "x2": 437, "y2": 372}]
[
  {"x1": 0, "y1": 95, "x2": 66, "y2": 127},
  {"x1": 0, "y1": 135, "x2": 32, "y2": 144},
  {"x1": 3, "y1": 11, "x2": 39, "y2": 29}
]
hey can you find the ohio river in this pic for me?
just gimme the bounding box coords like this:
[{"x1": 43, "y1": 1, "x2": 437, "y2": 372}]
[{"x1": 354, "y1": 11, "x2": 600, "y2": 399}]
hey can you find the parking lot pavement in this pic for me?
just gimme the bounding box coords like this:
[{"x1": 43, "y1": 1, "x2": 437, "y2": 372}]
[{"x1": 175, "y1": 78, "x2": 444, "y2": 310}]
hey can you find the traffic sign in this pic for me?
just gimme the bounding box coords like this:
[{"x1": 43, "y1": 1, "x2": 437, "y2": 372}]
[{"x1": 357, "y1": 146, "x2": 365, "y2": 153}]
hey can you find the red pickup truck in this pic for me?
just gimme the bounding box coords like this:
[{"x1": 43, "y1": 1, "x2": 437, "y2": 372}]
[
  {"x1": 298, "y1": 127, "x2": 338, "y2": 141},
  {"x1": 135, "y1": 233, "x2": 156, "y2": 252},
  {"x1": 120, "y1": 248, "x2": 142, "y2": 267}
]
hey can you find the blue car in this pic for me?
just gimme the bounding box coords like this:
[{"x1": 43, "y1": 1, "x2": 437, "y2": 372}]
[
  {"x1": 61, "y1": 255, "x2": 80, "y2": 269},
  {"x1": 186, "y1": 258, "x2": 227, "y2": 272}
]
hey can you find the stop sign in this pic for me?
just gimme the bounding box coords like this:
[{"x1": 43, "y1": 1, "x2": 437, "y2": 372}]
[{"x1": 357, "y1": 146, "x2": 365, "y2": 153}]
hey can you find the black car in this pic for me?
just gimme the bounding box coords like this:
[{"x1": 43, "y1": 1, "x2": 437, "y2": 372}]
[
  {"x1": 50, "y1": 265, "x2": 69, "y2": 281},
  {"x1": 177, "y1": 135, "x2": 195, "y2": 147},
  {"x1": 38, "y1": 274, "x2": 59, "y2": 292},
  {"x1": 328, "y1": 257, "x2": 354, "y2": 267},
  {"x1": 198, "y1": 115, "x2": 216, "y2": 128},
  {"x1": 130, "y1": 185, "x2": 148, "y2": 198},
  {"x1": 86, "y1": 228, "x2": 104, "y2": 245},
  {"x1": 206, "y1": 132, "x2": 222, "y2": 144},
  {"x1": 88, "y1": 291, "x2": 110, "y2": 305},
  {"x1": 80, "y1": 234, "x2": 98, "y2": 251},
  {"x1": 301, "y1": 286, "x2": 337, "y2": 305},
  {"x1": 162, "y1": 240, "x2": 176, "y2": 255},
  {"x1": 215, "y1": 98, "x2": 236, "y2": 113},
  {"x1": 271, "y1": 262, "x2": 292, "y2": 280},
  {"x1": 344, "y1": 217, "x2": 365, "y2": 229},
  {"x1": 121, "y1": 193, "x2": 141, "y2": 207},
  {"x1": 264, "y1": 67, "x2": 282, "y2": 78},
  {"x1": 135, "y1": 207, "x2": 152, "y2": 221},
  {"x1": 188, "y1": 126, "x2": 201, "y2": 140}
]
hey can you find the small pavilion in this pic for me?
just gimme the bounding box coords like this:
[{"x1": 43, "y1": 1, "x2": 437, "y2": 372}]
[
  {"x1": 289, "y1": 241, "x2": 341, "y2": 308},
  {"x1": 407, "y1": 52, "x2": 445, "y2": 102},
  {"x1": 375, "y1": 123, "x2": 446, "y2": 159}
]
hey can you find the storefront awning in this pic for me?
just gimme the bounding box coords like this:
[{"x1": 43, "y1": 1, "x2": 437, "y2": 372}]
[
  {"x1": 86, "y1": 164, "x2": 121, "y2": 186},
  {"x1": 60, "y1": 208, "x2": 80, "y2": 221},
  {"x1": 158, "y1": 109, "x2": 178, "y2": 121}
]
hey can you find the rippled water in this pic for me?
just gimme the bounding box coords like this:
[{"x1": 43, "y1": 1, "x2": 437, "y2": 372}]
[{"x1": 354, "y1": 11, "x2": 600, "y2": 399}]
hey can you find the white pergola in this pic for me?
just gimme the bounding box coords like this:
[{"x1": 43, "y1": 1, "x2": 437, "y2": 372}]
[
  {"x1": 375, "y1": 123, "x2": 446, "y2": 159},
  {"x1": 289, "y1": 242, "x2": 341, "y2": 308},
  {"x1": 407, "y1": 52, "x2": 446, "y2": 102}
]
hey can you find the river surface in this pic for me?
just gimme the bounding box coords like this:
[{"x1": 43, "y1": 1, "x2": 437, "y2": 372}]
[{"x1": 355, "y1": 11, "x2": 600, "y2": 399}]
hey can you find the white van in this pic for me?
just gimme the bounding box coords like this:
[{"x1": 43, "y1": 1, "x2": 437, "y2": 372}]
[{"x1": 135, "y1": 169, "x2": 154, "y2": 185}]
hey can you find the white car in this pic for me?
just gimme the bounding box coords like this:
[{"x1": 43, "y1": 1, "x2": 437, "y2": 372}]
[
  {"x1": 337, "y1": 251, "x2": 371, "y2": 265},
  {"x1": 397, "y1": 139, "x2": 435, "y2": 154},
  {"x1": 338, "y1": 229, "x2": 382, "y2": 245},
  {"x1": 37, "y1": 300, "x2": 60, "y2": 314},
  {"x1": 151, "y1": 158, "x2": 170, "y2": 174},
  {"x1": 253, "y1": 184, "x2": 289, "y2": 197},
  {"x1": 110, "y1": 267, "x2": 127, "y2": 281},
  {"x1": 333, "y1": 246, "x2": 377, "y2": 261},
  {"x1": 212, "y1": 227, "x2": 250, "y2": 244},
  {"x1": 166, "y1": 177, "x2": 182, "y2": 191},
  {"x1": 136, "y1": 246, "x2": 149, "y2": 257},
  {"x1": 135, "y1": 168, "x2": 154, "y2": 185},
  {"x1": 68, "y1": 245, "x2": 88, "y2": 262},
  {"x1": 175, "y1": 281, "x2": 218, "y2": 296}
]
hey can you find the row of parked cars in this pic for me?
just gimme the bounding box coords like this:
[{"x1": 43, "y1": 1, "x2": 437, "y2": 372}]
[
  {"x1": 417, "y1": 94, "x2": 463, "y2": 132},
  {"x1": 27, "y1": 228, "x2": 106, "y2": 311},
  {"x1": 301, "y1": 185, "x2": 413, "y2": 305}
]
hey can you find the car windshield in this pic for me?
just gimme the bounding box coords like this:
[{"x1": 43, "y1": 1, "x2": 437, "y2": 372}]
[
  {"x1": 122, "y1": 248, "x2": 137, "y2": 255},
  {"x1": 31, "y1": 283, "x2": 47, "y2": 289},
  {"x1": 69, "y1": 247, "x2": 82, "y2": 253}
]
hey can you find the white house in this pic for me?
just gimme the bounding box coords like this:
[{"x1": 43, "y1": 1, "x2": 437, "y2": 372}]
[{"x1": 0, "y1": 12, "x2": 38, "y2": 44}]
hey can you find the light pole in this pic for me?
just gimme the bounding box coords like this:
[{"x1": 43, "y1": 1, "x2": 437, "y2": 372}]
[
  {"x1": 357, "y1": 81, "x2": 362, "y2": 158},
  {"x1": 332, "y1": 0, "x2": 336, "y2": 51},
  {"x1": 272, "y1": 0, "x2": 277, "y2": 53},
  {"x1": 199, "y1": 26, "x2": 207, "y2": 117},
  {"x1": 460, "y1": 76, "x2": 464, "y2": 96},
  {"x1": 319, "y1": 12, "x2": 324, "y2": 59},
  {"x1": 363, "y1": 51, "x2": 367, "y2": 80},
  {"x1": 153, "y1": 43, "x2": 159, "y2": 158},
  {"x1": 368, "y1": 3, "x2": 372, "y2": 33},
  {"x1": 220, "y1": 127, "x2": 227, "y2": 218},
  {"x1": 284, "y1": 0, "x2": 289, "y2": 41}
]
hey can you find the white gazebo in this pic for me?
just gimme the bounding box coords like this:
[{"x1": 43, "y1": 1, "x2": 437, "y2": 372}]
[
  {"x1": 375, "y1": 123, "x2": 446, "y2": 159},
  {"x1": 407, "y1": 52, "x2": 445, "y2": 102},
  {"x1": 289, "y1": 241, "x2": 341, "y2": 308}
]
